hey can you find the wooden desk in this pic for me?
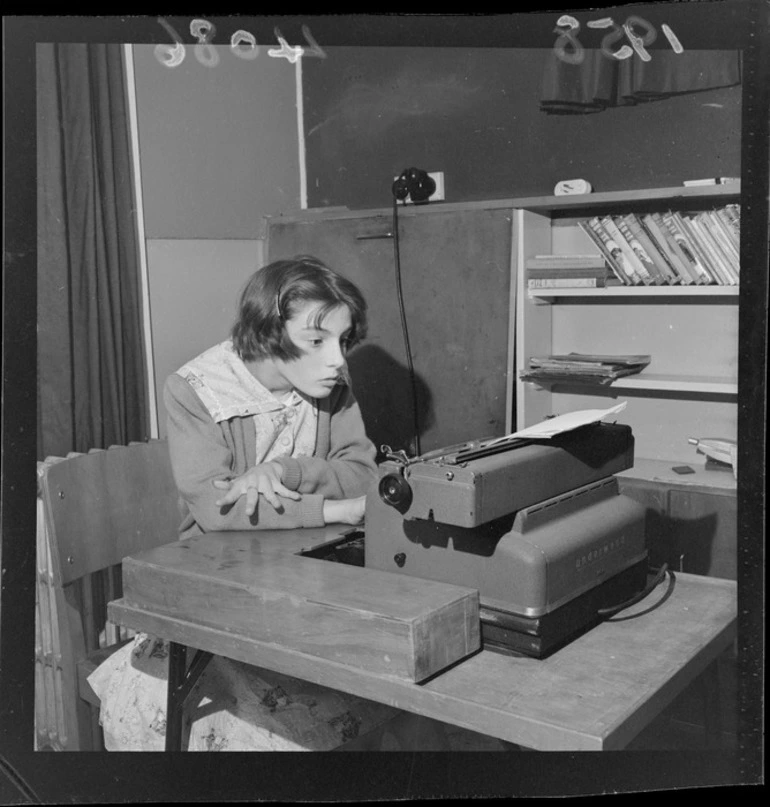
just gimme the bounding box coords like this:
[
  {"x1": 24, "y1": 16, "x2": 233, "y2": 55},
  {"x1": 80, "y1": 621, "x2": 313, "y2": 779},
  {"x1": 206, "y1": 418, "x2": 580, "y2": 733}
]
[{"x1": 108, "y1": 527, "x2": 737, "y2": 752}]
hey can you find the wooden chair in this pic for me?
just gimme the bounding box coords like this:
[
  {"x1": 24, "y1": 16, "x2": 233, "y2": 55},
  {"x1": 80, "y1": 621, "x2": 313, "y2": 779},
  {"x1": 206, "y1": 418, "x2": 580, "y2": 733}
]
[{"x1": 35, "y1": 440, "x2": 181, "y2": 750}]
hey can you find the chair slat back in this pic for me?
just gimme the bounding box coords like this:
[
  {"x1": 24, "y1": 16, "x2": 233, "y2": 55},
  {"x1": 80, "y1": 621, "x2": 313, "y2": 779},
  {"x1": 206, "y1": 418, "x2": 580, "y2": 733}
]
[
  {"x1": 35, "y1": 439, "x2": 182, "y2": 749},
  {"x1": 39, "y1": 440, "x2": 181, "y2": 587}
]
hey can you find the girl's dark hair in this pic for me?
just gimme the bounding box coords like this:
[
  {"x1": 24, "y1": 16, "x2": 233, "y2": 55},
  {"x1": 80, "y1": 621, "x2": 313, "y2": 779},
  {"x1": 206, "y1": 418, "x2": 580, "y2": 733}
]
[{"x1": 231, "y1": 255, "x2": 368, "y2": 362}]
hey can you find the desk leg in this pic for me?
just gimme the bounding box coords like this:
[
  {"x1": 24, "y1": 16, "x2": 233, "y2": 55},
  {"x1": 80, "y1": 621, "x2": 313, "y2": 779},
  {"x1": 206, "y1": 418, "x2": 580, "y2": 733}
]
[{"x1": 165, "y1": 642, "x2": 214, "y2": 752}]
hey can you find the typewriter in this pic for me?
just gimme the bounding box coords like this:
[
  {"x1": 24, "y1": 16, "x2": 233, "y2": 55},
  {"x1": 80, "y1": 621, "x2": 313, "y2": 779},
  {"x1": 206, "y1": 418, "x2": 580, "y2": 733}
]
[{"x1": 364, "y1": 422, "x2": 650, "y2": 658}]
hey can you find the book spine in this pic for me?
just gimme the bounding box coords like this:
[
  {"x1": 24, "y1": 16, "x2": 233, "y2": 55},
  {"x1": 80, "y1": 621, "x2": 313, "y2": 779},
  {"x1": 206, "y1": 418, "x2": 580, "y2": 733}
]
[
  {"x1": 601, "y1": 216, "x2": 650, "y2": 284},
  {"x1": 721, "y1": 205, "x2": 742, "y2": 265},
  {"x1": 660, "y1": 212, "x2": 712, "y2": 284},
  {"x1": 689, "y1": 214, "x2": 735, "y2": 284},
  {"x1": 703, "y1": 211, "x2": 740, "y2": 282},
  {"x1": 579, "y1": 219, "x2": 632, "y2": 285},
  {"x1": 676, "y1": 214, "x2": 723, "y2": 284},
  {"x1": 624, "y1": 213, "x2": 680, "y2": 285},
  {"x1": 528, "y1": 277, "x2": 605, "y2": 288},
  {"x1": 525, "y1": 264, "x2": 610, "y2": 277},
  {"x1": 708, "y1": 210, "x2": 740, "y2": 264},
  {"x1": 527, "y1": 267, "x2": 609, "y2": 278},
  {"x1": 714, "y1": 210, "x2": 740, "y2": 259},
  {"x1": 618, "y1": 214, "x2": 667, "y2": 284},
  {"x1": 724, "y1": 204, "x2": 741, "y2": 239},
  {"x1": 526, "y1": 263, "x2": 607, "y2": 271},
  {"x1": 533, "y1": 254, "x2": 602, "y2": 259},
  {"x1": 671, "y1": 212, "x2": 720, "y2": 284},
  {"x1": 647, "y1": 212, "x2": 698, "y2": 284},
  {"x1": 528, "y1": 256, "x2": 607, "y2": 267},
  {"x1": 640, "y1": 214, "x2": 693, "y2": 285}
]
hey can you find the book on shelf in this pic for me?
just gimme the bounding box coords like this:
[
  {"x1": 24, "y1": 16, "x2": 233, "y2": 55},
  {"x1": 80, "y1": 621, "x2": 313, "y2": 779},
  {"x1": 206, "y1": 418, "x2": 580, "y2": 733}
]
[
  {"x1": 671, "y1": 211, "x2": 723, "y2": 284},
  {"x1": 709, "y1": 212, "x2": 736, "y2": 257},
  {"x1": 706, "y1": 211, "x2": 740, "y2": 264},
  {"x1": 531, "y1": 254, "x2": 604, "y2": 260},
  {"x1": 685, "y1": 214, "x2": 736, "y2": 285},
  {"x1": 578, "y1": 219, "x2": 634, "y2": 285},
  {"x1": 600, "y1": 216, "x2": 653, "y2": 285},
  {"x1": 659, "y1": 212, "x2": 712, "y2": 284},
  {"x1": 622, "y1": 214, "x2": 681, "y2": 285},
  {"x1": 704, "y1": 212, "x2": 740, "y2": 282},
  {"x1": 527, "y1": 266, "x2": 610, "y2": 278},
  {"x1": 526, "y1": 261, "x2": 616, "y2": 289},
  {"x1": 698, "y1": 212, "x2": 740, "y2": 283},
  {"x1": 597, "y1": 218, "x2": 643, "y2": 285},
  {"x1": 682, "y1": 211, "x2": 738, "y2": 285},
  {"x1": 528, "y1": 277, "x2": 621, "y2": 289},
  {"x1": 527, "y1": 254, "x2": 608, "y2": 269},
  {"x1": 615, "y1": 215, "x2": 666, "y2": 284},
  {"x1": 722, "y1": 204, "x2": 741, "y2": 241},
  {"x1": 641, "y1": 213, "x2": 696, "y2": 285},
  {"x1": 717, "y1": 205, "x2": 742, "y2": 267}
]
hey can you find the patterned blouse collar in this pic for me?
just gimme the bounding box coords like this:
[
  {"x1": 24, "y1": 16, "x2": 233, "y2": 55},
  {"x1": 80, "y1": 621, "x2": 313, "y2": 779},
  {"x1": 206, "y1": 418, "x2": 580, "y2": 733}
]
[{"x1": 176, "y1": 340, "x2": 309, "y2": 423}]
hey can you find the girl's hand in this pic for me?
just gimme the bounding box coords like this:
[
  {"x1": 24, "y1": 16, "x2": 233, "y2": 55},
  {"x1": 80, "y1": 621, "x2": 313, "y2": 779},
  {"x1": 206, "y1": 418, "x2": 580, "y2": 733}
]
[
  {"x1": 213, "y1": 461, "x2": 301, "y2": 516},
  {"x1": 322, "y1": 496, "x2": 366, "y2": 526}
]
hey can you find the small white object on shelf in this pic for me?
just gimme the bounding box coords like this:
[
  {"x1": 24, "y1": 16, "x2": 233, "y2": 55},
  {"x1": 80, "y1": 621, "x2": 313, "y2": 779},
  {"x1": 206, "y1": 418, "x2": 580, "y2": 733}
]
[
  {"x1": 554, "y1": 179, "x2": 592, "y2": 196},
  {"x1": 683, "y1": 178, "x2": 740, "y2": 187}
]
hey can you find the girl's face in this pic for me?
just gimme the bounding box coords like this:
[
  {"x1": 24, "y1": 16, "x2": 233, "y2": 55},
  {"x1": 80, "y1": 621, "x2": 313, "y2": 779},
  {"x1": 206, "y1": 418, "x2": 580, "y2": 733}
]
[{"x1": 271, "y1": 301, "x2": 352, "y2": 398}]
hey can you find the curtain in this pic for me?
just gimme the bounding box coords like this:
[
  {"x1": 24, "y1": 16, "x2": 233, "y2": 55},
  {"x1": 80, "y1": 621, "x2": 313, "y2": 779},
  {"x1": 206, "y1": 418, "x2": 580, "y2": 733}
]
[
  {"x1": 37, "y1": 44, "x2": 149, "y2": 458},
  {"x1": 541, "y1": 49, "x2": 742, "y2": 114}
]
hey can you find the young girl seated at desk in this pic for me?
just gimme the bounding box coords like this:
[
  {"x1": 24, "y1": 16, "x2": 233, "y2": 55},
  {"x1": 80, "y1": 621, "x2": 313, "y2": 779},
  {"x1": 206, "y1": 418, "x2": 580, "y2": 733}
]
[{"x1": 89, "y1": 255, "x2": 506, "y2": 751}]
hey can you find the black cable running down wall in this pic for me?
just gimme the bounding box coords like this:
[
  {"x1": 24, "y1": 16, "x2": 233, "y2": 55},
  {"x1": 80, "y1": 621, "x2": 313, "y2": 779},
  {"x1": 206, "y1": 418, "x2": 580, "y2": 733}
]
[{"x1": 391, "y1": 195, "x2": 421, "y2": 458}]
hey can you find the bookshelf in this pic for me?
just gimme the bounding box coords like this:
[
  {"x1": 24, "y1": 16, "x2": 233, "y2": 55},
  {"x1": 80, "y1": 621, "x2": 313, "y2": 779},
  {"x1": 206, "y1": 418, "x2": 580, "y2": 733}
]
[{"x1": 514, "y1": 183, "x2": 740, "y2": 487}]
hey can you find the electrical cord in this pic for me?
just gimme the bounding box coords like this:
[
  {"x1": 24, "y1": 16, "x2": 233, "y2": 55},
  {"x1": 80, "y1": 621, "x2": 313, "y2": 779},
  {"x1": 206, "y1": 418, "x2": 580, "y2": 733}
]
[
  {"x1": 391, "y1": 195, "x2": 421, "y2": 457},
  {"x1": 598, "y1": 564, "x2": 676, "y2": 621}
]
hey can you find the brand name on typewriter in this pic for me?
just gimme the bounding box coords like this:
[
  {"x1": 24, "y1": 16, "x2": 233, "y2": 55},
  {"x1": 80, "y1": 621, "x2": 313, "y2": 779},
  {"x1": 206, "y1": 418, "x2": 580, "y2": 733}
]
[{"x1": 575, "y1": 535, "x2": 626, "y2": 570}]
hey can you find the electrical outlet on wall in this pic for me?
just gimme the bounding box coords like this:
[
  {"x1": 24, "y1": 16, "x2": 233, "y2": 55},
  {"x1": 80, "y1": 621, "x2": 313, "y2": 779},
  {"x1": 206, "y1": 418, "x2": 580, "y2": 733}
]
[{"x1": 428, "y1": 172, "x2": 445, "y2": 201}]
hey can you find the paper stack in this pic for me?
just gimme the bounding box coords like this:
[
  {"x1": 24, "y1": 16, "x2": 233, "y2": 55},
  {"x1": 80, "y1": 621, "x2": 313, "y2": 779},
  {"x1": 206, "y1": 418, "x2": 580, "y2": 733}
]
[{"x1": 519, "y1": 353, "x2": 651, "y2": 386}]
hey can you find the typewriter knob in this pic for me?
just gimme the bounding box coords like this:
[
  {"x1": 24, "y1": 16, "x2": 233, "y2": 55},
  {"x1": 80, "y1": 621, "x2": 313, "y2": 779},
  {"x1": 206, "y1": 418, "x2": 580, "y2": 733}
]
[{"x1": 379, "y1": 473, "x2": 413, "y2": 512}]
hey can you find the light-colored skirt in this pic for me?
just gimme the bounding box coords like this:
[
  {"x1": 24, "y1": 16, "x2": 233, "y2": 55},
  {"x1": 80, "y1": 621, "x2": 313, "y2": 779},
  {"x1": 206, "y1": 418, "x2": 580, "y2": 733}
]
[{"x1": 87, "y1": 633, "x2": 401, "y2": 751}]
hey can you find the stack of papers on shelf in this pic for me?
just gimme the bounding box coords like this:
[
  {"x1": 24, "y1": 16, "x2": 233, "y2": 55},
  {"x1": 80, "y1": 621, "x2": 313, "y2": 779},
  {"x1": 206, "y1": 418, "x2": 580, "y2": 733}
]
[{"x1": 519, "y1": 353, "x2": 651, "y2": 386}]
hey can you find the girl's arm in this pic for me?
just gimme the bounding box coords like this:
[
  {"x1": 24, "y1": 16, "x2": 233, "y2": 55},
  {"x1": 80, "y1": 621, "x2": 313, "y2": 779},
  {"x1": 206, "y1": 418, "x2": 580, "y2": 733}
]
[
  {"x1": 164, "y1": 374, "x2": 326, "y2": 531},
  {"x1": 272, "y1": 384, "x2": 379, "y2": 501}
]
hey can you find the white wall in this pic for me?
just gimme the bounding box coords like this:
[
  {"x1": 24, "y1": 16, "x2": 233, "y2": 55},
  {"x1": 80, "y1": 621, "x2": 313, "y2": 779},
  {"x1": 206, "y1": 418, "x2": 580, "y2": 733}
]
[{"x1": 128, "y1": 44, "x2": 301, "y2": 436}]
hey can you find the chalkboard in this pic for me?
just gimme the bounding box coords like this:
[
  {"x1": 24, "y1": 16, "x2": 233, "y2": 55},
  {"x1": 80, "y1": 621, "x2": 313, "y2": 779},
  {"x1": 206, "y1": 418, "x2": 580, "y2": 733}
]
[
  {"x1": 266, "y1": 206, "x2": 513, "y2": 455},
  {"x1": 302, "y1": 47, "x2": 741, "y2": 210}
]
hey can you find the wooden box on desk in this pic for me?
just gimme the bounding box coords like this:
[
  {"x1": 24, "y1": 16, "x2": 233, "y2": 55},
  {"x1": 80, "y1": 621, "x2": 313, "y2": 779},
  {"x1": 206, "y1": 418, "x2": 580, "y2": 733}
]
[{"x1": 114, "y1": 529, "x2": 480, "y2": 683}]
